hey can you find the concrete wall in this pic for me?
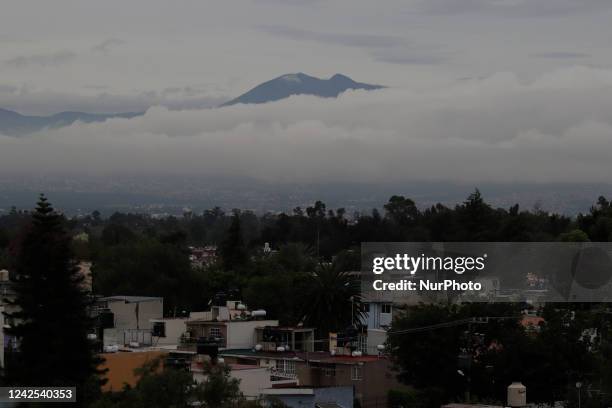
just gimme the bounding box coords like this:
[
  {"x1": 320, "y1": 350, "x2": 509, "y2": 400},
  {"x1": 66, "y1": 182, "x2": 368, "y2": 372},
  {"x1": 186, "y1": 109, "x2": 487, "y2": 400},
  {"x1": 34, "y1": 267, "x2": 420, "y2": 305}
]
[
  {"x1": 100, "y1": 351, "x2": 167, "y2": 392},
  {"x1": 103, "y1": 328, "x2": 120, "y2": 347},
  {"x1": 227, "y1": 320, "x2": 279, "y2": 349},
  {"x1": 231, "y1": 367, "x2": 272, "y2": 399},
  {"x1": 150, "y1": 318, "x2": 188, "y2": 346},
  {"x1": 366, "y1": 329, "x2": 387, "y2": 355},
  {"x1": 108, "y1": 298, "x2": 163, "y2": 331}
]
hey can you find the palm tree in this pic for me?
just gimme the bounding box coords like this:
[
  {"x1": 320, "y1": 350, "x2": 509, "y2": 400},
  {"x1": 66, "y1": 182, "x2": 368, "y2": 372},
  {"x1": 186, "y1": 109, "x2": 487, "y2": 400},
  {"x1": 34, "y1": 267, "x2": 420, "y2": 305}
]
[{"x1": 300, "y1": 262, "x2": 364, "y2": 339}]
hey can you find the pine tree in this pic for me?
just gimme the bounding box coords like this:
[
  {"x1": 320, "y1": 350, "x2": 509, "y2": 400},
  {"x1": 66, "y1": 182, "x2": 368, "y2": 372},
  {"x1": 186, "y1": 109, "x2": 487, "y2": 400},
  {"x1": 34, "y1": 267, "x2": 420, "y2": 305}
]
[
  {"x1": 3, "y1": 195, "x2": 103, "y2": 405},
  {"x1": 219, "y1": 212, "x2": 247, "y2": 270}
]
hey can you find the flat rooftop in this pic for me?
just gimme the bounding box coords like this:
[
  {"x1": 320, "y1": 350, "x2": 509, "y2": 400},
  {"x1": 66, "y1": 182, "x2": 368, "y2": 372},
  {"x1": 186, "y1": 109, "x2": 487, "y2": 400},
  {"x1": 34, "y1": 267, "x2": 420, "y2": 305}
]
[{"x1": 220, "y1": 348, "x2": 384, "y2": 364}]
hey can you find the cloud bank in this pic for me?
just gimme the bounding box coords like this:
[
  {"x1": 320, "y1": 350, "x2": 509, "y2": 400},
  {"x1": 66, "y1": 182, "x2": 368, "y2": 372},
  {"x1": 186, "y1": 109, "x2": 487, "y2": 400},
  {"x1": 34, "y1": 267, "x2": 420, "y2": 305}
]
[{"x1": 2, "y1": 66, "x2": 612, "y2": 185}]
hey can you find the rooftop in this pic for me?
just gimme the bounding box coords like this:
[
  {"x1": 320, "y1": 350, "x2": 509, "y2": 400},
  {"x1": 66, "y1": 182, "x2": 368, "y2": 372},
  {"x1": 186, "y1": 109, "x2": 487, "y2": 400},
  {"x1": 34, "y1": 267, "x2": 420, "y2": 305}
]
[
  {"x1": 220, "y1": 348, "x2": 383, "y2": 364},
  {"x1": 187, "y1": 318, "x2": 279, "y2": 324},
  {"x1": 100, "y1": 295, "x2": 163, "y2": 303}
]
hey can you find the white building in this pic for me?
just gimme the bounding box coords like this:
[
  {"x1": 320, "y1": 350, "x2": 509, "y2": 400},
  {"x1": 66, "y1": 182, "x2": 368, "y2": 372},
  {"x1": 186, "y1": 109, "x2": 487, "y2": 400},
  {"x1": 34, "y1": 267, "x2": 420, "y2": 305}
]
[
  {"x1": 361, "y1": 301, "x2": 393, "y2": 330},
  {"x1": 97, "y1": 296, "x2": 163, "y2": 346}
]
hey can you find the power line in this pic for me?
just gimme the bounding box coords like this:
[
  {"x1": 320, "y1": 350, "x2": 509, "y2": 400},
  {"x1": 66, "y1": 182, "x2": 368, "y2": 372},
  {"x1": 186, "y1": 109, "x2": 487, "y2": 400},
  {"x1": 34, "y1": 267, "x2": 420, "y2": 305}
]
[{"x1": 387, "y1": 316, "x2": 521, "y2": 335}]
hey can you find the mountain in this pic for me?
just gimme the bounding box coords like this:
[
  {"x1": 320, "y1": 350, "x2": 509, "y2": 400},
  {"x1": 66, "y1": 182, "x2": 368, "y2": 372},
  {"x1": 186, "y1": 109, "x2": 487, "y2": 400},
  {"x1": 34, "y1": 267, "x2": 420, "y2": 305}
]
[
  {"x1": 1, "y1": 73, "x2": 380, "y2": 133},
  {"x1": 0, "y1": 108, "x2": 144, "y2": 136},
  {"x1": 221, "y1": 73, "x2": 383, "y2": 106}
]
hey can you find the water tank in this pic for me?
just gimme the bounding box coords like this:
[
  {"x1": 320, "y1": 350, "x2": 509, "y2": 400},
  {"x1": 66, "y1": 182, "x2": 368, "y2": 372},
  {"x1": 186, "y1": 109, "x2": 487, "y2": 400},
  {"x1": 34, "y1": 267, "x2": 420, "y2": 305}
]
[
  {"x1": 276, "y1": 346, "x2": 286, "y2": 352},
  {"x1": 252, "y1": 310, "x2": 267, "y2": 318},
  {"x1": 507, "y1": 382, "x2": 527, "y2": 407}
]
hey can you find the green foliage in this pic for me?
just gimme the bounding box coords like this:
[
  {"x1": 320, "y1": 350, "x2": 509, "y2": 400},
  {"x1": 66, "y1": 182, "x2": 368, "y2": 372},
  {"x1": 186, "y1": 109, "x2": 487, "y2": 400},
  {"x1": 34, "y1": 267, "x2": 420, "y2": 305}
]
[
  {"x1": 388, "y1": 302, "x2": 607, "y2": 406},
  {"x1": 300, "y1": 262, "x2": 363, "y2": 337},
  {"x1": 194, "y1": 363, "x2": 243, "y2": 408},
  {"x1": 265, "y1": 397, "x2": 291, "y2": 408},
  {"x1": 92, "y1": 237, "x2": 208, "y2": 315},
  {"x1": 559, "y1": 229, "x2": 590, "y2": 242},
  {"x1": 387, "y1": 389, "x2": 419, "y2": 408},
  {"x1": 220, "y1": 213, "x2": 248, "y2": 271}
]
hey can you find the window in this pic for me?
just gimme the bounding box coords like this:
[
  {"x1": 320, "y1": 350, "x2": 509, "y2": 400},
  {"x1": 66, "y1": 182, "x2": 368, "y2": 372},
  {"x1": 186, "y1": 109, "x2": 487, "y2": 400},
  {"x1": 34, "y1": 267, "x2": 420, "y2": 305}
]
[
  {"x1": 351, "y1": 365, "x2": 363, "y2": 381},
  {"x1": 362, "y1": 303, "x2": 370, "y2": 313},
  {"x1": 323, "y1": 365, "x2": 336, "y2": 377},
  {"x1": 152, "y1": 322, "x2": 166, "y2": 337},
  {"x1": 358, "y1": 335, "x2": 368, "y2": 354},
  {"x1": 277, "y1": 359, "x2": 296, "y2": 376},
  {"x1": 209, "y1": 327, "x2": 222, "y2": 338},
  {"x1": 381, "y1": 304, "x2": 392, "y2": 314}
]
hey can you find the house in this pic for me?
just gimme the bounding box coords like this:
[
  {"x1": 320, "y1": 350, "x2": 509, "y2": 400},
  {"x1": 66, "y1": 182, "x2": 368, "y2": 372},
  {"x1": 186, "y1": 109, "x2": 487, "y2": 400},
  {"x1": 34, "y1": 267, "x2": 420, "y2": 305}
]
[
  {"x1": 254, "y1": 326, "x2": 315, "y2": 352},
  {"x1": 78, "y1": 261, "x2": 93, "y2": 291},
  {"x1": 0, "y1": 269, "x2": 16, "y2": 319},
  {"x1": 357, "y1": 298, "x2": 395, "y2": 355},
  {"x1": 219, "y1": 349, "x2": 403, "y2": 408},
  {"x1": 361, "y1": 300, "x2": 393, "y2": 330},
  {"x1": 184, "y1": 318, "x2": 279, "y2": 350},
  {"x1": 182, "y1": 300, "x2": 279, "y2": 350},
  {"x1": 94, "y1": 296, "x2": 164, "y2": 347},
  {"x1": 261, "y1": 386, "x2": 354, "y2": 408}
]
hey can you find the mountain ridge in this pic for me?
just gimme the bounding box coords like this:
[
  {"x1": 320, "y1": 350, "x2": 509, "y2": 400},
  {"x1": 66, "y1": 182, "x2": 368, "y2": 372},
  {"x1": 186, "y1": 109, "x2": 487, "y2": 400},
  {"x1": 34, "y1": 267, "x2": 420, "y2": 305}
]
[
  {"x1": 0, "y1": 108, "x2": 144, "y2": 136},
  {"x1": 221, "y1": 72, "x2": 383, "y2": 106}
]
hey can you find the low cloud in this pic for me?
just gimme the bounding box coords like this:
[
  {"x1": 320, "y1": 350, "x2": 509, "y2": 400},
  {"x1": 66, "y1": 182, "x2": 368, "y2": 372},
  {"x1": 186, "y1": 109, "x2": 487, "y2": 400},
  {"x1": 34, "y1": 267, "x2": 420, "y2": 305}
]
[
  {"x1": 0, "y1": 86, "x2": 228, "y2": 115},
  {"x1": 92, "y1": 38, "x2": 125, "y2": 54},
  {"x1": 530, "y1": 51, "x2": 590, "y2": 59},
  {"x1": 416, "y1": 0, "x2": 612, "y2": 18},
  {"x1": 1, "y1": 66, "x2": 612, "y2": 185},
  {"x1": 4, "y1": 50, "x2": 76, "y2": 68}
]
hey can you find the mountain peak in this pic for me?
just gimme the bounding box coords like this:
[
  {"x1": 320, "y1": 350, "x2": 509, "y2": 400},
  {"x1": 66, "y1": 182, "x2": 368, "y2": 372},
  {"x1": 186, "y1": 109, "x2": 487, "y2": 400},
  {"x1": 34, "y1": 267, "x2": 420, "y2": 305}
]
[
  {"x1": 221, "y1": 73, "x2": 383, "y2": 107},
  {"x1": 277, "y1": 73, "x2": 312, "y2": 84},
  {"x1": 330, "y1": 73, "x2": 352, "y2": 81}
]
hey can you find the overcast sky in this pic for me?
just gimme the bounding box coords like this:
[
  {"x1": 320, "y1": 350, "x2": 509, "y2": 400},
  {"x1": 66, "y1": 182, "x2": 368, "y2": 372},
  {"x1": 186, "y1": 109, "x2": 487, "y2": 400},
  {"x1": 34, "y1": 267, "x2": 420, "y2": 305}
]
[
  {"x1": 2, "y1": 0, "x2": 612, "y2": 114},
  {"x1": 2, "y1": 0, "x2": 612, "y2": 186}
]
